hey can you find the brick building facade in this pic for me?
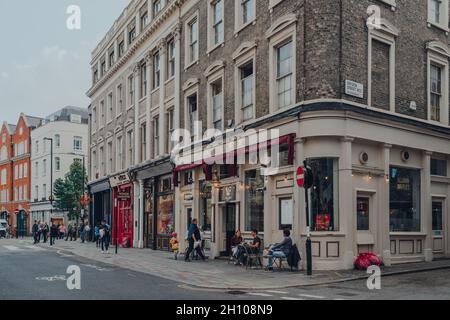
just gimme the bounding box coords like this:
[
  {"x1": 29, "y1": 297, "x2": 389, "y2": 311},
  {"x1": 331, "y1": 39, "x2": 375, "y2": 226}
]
[{"x1": 0, "y1": 114, "x2": 42, "y2": 236}]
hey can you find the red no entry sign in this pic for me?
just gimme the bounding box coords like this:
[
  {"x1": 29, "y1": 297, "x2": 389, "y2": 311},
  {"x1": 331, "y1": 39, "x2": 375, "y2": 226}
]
[{"x1": 296, "y1": 166, "x2": 305, "y2": 188}]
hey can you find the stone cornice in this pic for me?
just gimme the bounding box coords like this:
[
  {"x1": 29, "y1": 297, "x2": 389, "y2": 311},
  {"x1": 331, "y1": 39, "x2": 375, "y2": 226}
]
[{"x1": 87, "y1": 0, "x2": 186, "y2": 98}]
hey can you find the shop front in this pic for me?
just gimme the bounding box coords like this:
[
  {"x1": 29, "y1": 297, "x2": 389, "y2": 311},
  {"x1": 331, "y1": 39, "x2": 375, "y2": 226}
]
[
  {"x1": 110, "y1": 172, "x2": 134, "y2": 248},
  {"x1": 88, "y1": 178, "x2": 111, "y2": 228},
  {"x1": 133, "y1": 158, "x2": 174, "y2": 251}
]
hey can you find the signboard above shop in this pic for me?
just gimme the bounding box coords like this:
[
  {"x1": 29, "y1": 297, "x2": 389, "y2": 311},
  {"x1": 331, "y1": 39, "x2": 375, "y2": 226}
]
[{"x1": 109, "y1": 172, "x2": 131, "y2": 188}]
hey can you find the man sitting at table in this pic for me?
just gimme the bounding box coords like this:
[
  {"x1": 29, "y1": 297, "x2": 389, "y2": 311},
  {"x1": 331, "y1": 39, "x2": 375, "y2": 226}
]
[
  {"x1": 266, "y1": 229, "x2": 292, "y2": 271},
  {"x1": 238, "y1": 229, "x2": 261, "y2": 265}
]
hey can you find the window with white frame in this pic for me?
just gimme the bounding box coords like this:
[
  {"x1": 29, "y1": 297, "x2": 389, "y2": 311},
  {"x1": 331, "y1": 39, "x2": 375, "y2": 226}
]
[
  {"x1": 42, "y1": 184, "x2": 47, "y2": 200},
  {"x1": 100, "y1": 100, "x2": 105, "y2": 126},
  {"x1": 153, "y1": 52, "x2": 160, "y2": 89},
  {"x1": 140, "y1": 7, "x2": 149, "y2": 30},
  {"x1": 141, "y1": 62, "x2": 147, "y2": 97},
  {"x1": 35, "y1": 185, "x2": 39, "y2": 201},
  {"x1": 187, "y1": 17, "x2": 199, "y2": 65},
  {"x1": 55, "y1": 134, "x2": 61, "y2": 148},
  {"x1": 153, "y1": 0, "x2": 162, "y2": 18},
  {"x1": 14, "y1": 165, "x2": 18, "y2": 180},
  {"x1": 128, "y1": 75, "x2": 135, "y2": 106},
  {"x1": 107, "y1": 141, "x2": 113, "y2": 174},
  {"x1": 73, "y1": 136, "x2": 82, "y2": 151},
  {"x1": 268, "y1": 15, "x2": 297, "y2": 112},
  {"x1": 34, "y1": 162, "x2": 38, "y2": 178},
  {"x1": 55, "y1": 157, "x2": 61, "y2": 171},
  {"x1": 116, "y1": 136, "x2": 123, "y2": 171},
  {"x1": 23, "y1": 163, "x2": 27, "y2": 178},
  {"x1": 128, "y1": 24, "x2": 137, "y2": 45},
  {"x1": 42, "y1": 159, "x2": 47, "y2": 177},
  {"x1": 23, "y1": 185, "x2": 27, "y2": 201},
  {"x1": 240, "y1": 61, "x2": 254, "y2": 122},
  {"x1": 140, "y1": 123, "x2": 147, "y2": 162},
  {"x1": 0, "y1": 145, "x2": 7, "y2": 161},
  {"x1": 126, "y1": 130, "x2": 134, "y2": 167},
  {"x1": 430, "y1": 64, "x2": 442, "y2": 122},
  {"x1": 99, "y1": 146, "x2": 104, "y2": 176},
  {"x1": 428, "y1": 0, "x2": 449, "y2": 30},
  {"x1": 153, "y1": 117, "x2": 160, "y2": 157},
  {"x1": 166, "y1": 108, "x2": 175, "y2": 153},
  {"x1": 427, "y1": 42, "x2": 449, "y2": 125},
  {"x1": 18, "y1": 164, "x2": 22, "y2": 179},
  {"x1": 92, "y1": 150, "x2": 97, "y2": 176},
  {"x1": 92, "y1": 107, "x2": 97, "y2": 130},
  {"x1": 236, "y1": 0, "x2": 255, "y2": 31},
  {"x1": 118, "y1": 40, "x2": 125, "y2": 58},
  {"x1": 0, "y1": 168, "x2": 6, "y2": 185},
  {"x1": 211, "y1": 80, "x2": 223, "y2": 130},
  {"x1": 167, "y1": 39, "x2": 175, "y2": 79},
  {"x1": 276, "y1": 40, "x2": 293, "y2": 109},
  {"x1": 107, "y1": 92, "x2": 113, "y2": 122},
  {"x1": 187, "y1": 93, "x2": 198, "y2": 141},
  {"x1": 209, "y1": 0, "x2": 224, "y2": 49},
  {"x1": 109, "y1": 49, "x2": 115, "y2": 68},
  {"x1": 117, "y1": 84, "x2": 123, "y2": 115}
]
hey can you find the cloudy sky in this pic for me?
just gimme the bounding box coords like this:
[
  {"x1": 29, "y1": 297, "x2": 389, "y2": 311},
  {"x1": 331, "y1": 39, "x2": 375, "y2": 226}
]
[{"x1": 0, "y1": 0, "x2": 129, "y2": 124}]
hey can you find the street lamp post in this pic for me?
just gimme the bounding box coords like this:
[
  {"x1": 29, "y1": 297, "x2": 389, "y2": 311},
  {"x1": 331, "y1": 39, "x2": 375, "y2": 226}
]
[{"x1": 44, "y1": 138, "x2": 54, "y2": 222}]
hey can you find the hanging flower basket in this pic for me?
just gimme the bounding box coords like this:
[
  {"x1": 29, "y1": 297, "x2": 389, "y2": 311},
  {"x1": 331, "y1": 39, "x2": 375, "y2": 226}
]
[{"x1": 354, "y1": 252, "x2": 383, "y2": 270}]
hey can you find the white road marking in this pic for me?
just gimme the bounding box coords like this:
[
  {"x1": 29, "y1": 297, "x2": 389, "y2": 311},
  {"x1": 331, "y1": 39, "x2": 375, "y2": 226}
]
[
  {"x1": 266, "y1": 290, "x2": 289, "y2": 294},
  {"x1": 24, "y1": 245, "x2": 45, "y2": 251},
  {"x1": 247, "y1": 293, "x2": 273, "y2": 297},
  {"x1": 3, "y1": 245, "x2": 22, "y2": 251},
  {"x1": 298, "y1": 293, "x2": 326, "y2": 299},
  {"x1": 281, "y1": 297, "x2": 304, "y2": 300}
]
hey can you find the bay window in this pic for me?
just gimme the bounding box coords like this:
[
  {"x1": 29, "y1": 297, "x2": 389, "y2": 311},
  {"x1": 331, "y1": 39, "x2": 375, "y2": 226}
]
[{"x1": 309, "y1": 158, "x2": 339, "y2": 232}]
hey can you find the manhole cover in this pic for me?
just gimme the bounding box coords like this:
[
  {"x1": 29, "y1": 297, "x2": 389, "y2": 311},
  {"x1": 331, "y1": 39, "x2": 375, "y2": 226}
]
[{"x1": 228, "y1": 291, "x2": 246, "y2": 295}]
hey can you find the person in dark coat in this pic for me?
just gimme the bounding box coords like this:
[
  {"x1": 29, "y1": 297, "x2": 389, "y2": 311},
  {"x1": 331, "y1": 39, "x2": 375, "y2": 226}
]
[
  {"x1": 42, "y1": 222, "x2": 49, "y2": 243},
  {"x1": 185, "y1": 219, "x2": 205, "y2": 262},
  {"x1": 32, "y1": 221, "x2": 39, "y2": 244},
  {"x1": 50, "y1": 222, "x2": 59, "y2": 246}
]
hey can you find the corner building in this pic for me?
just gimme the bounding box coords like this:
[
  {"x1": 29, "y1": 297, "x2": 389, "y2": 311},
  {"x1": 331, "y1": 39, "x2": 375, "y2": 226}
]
[{"x1": 89, "y1": 0, "x2": 450, "y2": 269}]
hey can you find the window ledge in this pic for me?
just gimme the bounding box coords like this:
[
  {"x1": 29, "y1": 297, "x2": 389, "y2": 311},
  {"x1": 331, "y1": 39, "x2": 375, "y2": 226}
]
[
  {"x1": 427, "y1": 22, "x2": 449, "y2": 35},
  {"x1": 165, "y1": 77, "x2": 175, "y2": 84},
  {"x1": 126, "y1": 105, "x2": 134, "y2": 112},
  {"x1": 207, "y1": 42, "x2": 225, "y2": 56},
  {"x1": 184, "y1": 60, "x2": 199, "y2": 71},
  {"x1": 107, "y1": 120, "x2": 113, "y2": 126},
  {"x1": 389, "y1": 232, "x2": 427, "y2": 237},
  {"x1": 151, "y1": 87, "x2": 160, "y2": 94},
  {"x1": 234, "y1": 19, "x2": 257, "y2": 37},
  {"x1": 139, "y1": 96, "x2": 147, "y2": 103},
  {"x1": 116, "y1": 113, "x2": 123, "y2": 119}
]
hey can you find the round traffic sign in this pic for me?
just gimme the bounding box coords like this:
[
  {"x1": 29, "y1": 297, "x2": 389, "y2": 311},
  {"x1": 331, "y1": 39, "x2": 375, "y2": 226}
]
[{"x1": 296, "y1": 166, "x2": 305, "y2": 188}]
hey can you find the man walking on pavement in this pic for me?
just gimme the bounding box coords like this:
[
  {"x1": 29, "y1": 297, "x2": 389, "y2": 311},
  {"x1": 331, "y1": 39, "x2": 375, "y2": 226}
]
[
  {"x1": 32, "y1": 221, "x2": 39, "y2": 244},
  {"x1": 185, "y1": 218, "x2": 205, "y2": 262},
  {"x1": 42, "y1": 222, "x2": 49, "y2": 243},
  {"x1": 79, "y1": 221, "x2": 85, "y2": 243},
  {"x1": 100, "y1": 220, "x2": 111, "y2": 254},
  {"x1": 50, "y1": 222, "x2": 59, "y2": 246}
]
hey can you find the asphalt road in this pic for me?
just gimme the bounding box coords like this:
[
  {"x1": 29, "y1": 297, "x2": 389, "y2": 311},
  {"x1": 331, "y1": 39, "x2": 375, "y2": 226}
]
[{"x1": 1, "y1": 241, "x2": 450, "y2": 300}]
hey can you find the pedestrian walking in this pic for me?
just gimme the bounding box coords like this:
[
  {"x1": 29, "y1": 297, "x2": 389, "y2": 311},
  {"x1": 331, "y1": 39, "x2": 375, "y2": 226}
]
[
  {"x1": 94, "y1": 222, "x2": 101, "y2": 248},
  {"x1": 32, "y1": 221, "x2": 39, "y2": 244},
  {"x1": 59, "y1": 224, "x2": 66, "y2": 240},
  {"x1": 100, "y1": 220, "x2": 111, "y2": 254},
  {"x1": 185, "y1": 219, "x2": 205, "y2": 262},
  {"x1": 42, "y1": 222, "x2": 49, "y2": 243},
  {"x1": 79, "y1": 221, "x2": 85, "y2": 243},
  {"x1": 65, "y1": 224, "x2": 72, "y2": 241},
  {"x1": 50, "y1": 222, "x2": 59, "y2": 246},
  {"x1": 72, "y1": 224, "x2": 78, "y2": 241}
]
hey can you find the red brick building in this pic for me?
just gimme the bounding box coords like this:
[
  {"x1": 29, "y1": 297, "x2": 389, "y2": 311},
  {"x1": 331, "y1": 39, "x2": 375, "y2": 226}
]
[{"x1": 0, "y1": 114, "x2": 42, "y2": 236}]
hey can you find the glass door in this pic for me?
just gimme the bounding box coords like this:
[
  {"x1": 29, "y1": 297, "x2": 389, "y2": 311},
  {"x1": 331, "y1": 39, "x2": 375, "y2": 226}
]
[{"x1": 432, "y1": 199, "x2": 445, "y2": 254}]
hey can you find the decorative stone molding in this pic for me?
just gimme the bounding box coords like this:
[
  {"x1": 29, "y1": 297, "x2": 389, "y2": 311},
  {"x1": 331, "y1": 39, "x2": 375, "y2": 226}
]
[{"x1": 426, "y1": 41, "x2": 450, "y2": 58}]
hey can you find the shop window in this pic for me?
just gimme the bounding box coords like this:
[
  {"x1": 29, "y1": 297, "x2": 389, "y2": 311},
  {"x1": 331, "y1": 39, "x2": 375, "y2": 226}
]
[
  {"x1": 357, "y1": 197, "x2": 370, "y2": 231},
  {"x1": 199, "y1": 181, "x2": 212, "y2": 231},
  {"x1": 389, "y1": 167, "x2": 421, "y2": 232},
  {"x1": 244, "y1": 170, "x2": 264, "y2": 232},
  {"x1": 432, "y1": 201, "x2": 443, "y2": 236},
  {"x1": 309, "y1": 158, "x2": 339, "y2": 232},
  {"x1": 279, "y1": 197, "x2": 293, "y2": 230},
  {"x1": 157, "y1": 176, "x2": 174, "y2": 236},
  {"x1": 431, "y1": 158, "x2": 447, "y2": 176}
]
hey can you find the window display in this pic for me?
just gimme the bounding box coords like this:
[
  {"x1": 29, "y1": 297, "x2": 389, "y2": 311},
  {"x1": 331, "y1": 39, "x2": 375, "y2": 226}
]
[{"x1": 245, "y1": 169, "x2": 264, "y2": 232}]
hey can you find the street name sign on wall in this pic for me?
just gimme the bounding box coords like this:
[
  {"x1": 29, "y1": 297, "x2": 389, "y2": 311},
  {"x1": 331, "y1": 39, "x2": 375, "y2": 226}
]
[{"x1": 345, "y1": 80, "x2": 364, "y2": 98}]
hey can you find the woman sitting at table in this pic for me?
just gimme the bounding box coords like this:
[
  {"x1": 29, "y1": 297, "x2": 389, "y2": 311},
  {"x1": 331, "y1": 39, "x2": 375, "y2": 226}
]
[{"x1": 230, "y1": 230, "x2": 243, "y2": 263}]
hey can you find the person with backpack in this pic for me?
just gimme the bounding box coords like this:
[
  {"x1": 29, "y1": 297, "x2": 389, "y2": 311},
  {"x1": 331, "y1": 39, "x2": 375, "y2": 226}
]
[
  {"x1": 100, "y1": 220, "x2": 111, "y2": 254},
  {"x1": 94, "y1": 222, "x2": 101, "y2": 248},
  {"x1": 266, "y1": 229, "x2": 293, "y2": 271}
]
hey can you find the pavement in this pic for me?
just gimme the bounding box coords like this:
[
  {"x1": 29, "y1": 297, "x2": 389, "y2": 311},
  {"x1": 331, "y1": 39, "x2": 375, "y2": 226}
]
[{"x1": 4, "y1": 237, "x2": 450, "y2": 291}]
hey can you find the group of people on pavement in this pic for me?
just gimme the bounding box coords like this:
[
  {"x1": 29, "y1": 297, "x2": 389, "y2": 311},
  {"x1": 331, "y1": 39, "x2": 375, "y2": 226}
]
[
  {"x1": 31, "y1": 219, "x2": 94, "y2": 246},
  {"x1": 230, "y1": 228, "x2": 293, "y2": 271},
  {"x1": 94, "y1": 220, "x2": 111, "y2": 254}
]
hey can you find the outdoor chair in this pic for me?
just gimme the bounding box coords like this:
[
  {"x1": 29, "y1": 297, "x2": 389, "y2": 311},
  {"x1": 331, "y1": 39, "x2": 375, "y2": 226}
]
[{"x1": 243, "y1": 240, "x2": 264, "y2": 270}]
